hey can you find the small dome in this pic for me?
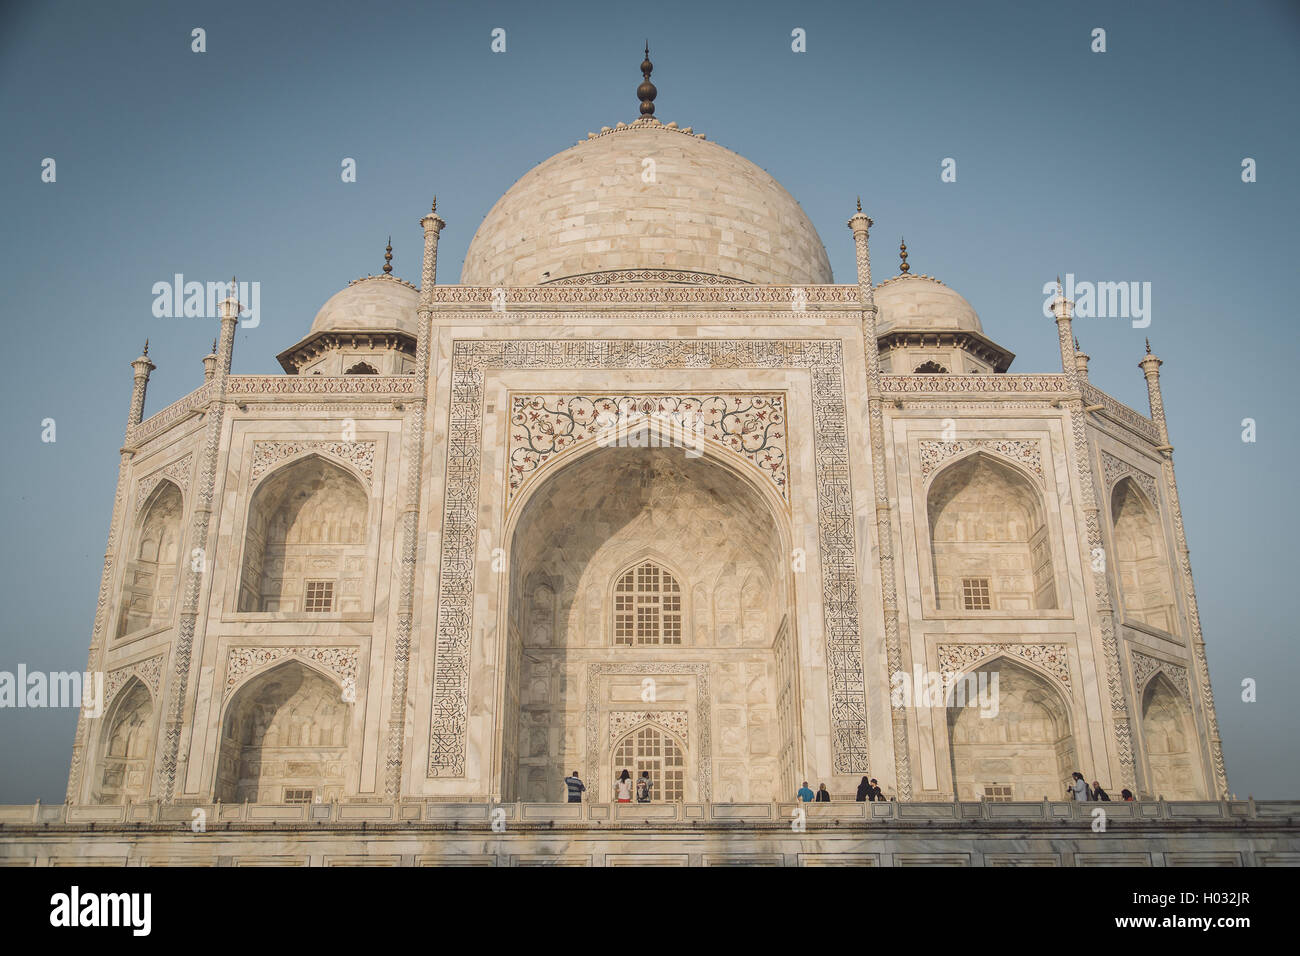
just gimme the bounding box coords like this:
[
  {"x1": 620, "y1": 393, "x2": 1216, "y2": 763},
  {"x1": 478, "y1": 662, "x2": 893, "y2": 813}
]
[
  {"x1": 461, "y1": 121, "x2": 833, "y2": 287},
  {"x1": 309, "y1": 274, "x2": 419, "y2": 336},
  {"x1": 872, "y1": 274, "x2": 982, "y2": 333}
]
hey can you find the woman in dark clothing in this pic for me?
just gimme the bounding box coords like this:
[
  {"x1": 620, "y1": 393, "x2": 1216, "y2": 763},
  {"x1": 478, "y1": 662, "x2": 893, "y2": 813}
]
[
  {"x1": 856, "y1": 776, "x2": 871, "y2": 802},
  {"x1": 815, "y1": 783, "x2": 831, "y2": 802},
  {"x1": 1120, "y1": 789, "x2": 1135, "y2": 801},
  {"x1": 1091, "y1": 781, "x2": 1111, "y2": 802}
]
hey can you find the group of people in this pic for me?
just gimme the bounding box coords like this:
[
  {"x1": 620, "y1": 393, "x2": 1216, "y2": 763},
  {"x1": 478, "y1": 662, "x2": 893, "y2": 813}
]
[
  {"x1": 565, "y1": 770, "x2": 1139, "y2": 804},
  {"x1": 794, "y1": 778, "x2": 890, "y2": 802},
  {"x1": 1068, "y1": 771, "x2": 1134, "y2": 802},
  {"x1": 563, "y1": 769, "x2": 654, "y2": 803}
]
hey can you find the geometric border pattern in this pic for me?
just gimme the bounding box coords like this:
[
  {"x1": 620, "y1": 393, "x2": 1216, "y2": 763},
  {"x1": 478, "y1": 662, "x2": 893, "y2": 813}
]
[
  {"x1": 427, "y1": 338, "x2": 869, "y2": 777},
  {"x1": 249, "y1": 440, "x2": 377, "y2": 489},
  {"x1": 936, "y1": 642, "x2": 1072, "y2": 693},
  {"x1": 919, "y1": 439, "x2": 1043, "y2": 483},
  {"x1": 103, "y1": 653, "x2": 165, "y2": 711},
  {"x1": 1130, "y1": 649, "x2": 1190, "y2": 705},
  {"x1": 223, "y1": 645, "x2": 360, "y2": 699},
  {"x1": 507, "y1": 392, "x2": 788, "y2": 506},
  {"x1": 135, "y1": 455, "x2": 193, "y2": 514},
  {"x1": 1101, "y1": 450, "x2": 1160, "y2": 512}
]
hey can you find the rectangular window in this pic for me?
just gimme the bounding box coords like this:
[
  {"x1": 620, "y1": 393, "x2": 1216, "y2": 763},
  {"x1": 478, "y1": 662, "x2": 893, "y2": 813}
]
[
  {"x1": 983, "y1": 785, "x2": 1013, "y2": 802},
  {"x1": 961, "y1": 577, "x2": 991, "y2": 611},
  {"x1": 304, "y1": 580, "x2": 334, "y2": 613},
  {"x1": 283, "y1": 788, "x2": 314, "y2": 805}
]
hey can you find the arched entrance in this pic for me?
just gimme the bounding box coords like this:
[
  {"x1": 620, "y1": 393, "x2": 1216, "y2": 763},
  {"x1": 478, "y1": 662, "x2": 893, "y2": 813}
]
[
  {"x1": 1111, "y1": 478, "x2": 1176, "y2": 631},
  {"x1": 501, "y1": 443, "x2": 798, "y2": 802},
  {"x1": 947, "y1": 658, "x2": 1076, "y2": 801},
  {"x1": 612, "y1": 723, "x2": 687, "y2": 802},
  {"x1": 93, "y1": 678, "x2": 154, "y2": 804},
  {"x1": 1141, "y1": 674, "x2": 1205, "y2": 799},
  {"x1": 928, "y1": 453, "x2": 1058, "y2": 611},
  {"x1": 215, "y1": 659, "x2": 351, "y2": 803}
]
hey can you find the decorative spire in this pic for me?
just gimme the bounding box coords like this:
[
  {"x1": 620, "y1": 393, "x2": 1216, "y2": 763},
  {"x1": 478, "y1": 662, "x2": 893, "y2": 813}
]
[
  {"x1": 856, "y1": 196, "x2": 861, "y2": 213},
  {"x1": 1073, "y1": 337, "x2": 1080, "y2": 351},
  {"x1": 1145, "y1": 337, "x2": 1151, "y2": 354},
  {"x1": 383, "y1": 236, "x2": 393, "y2": 274},
  {"x1": 899, "y1": 237, "x2": 909, "y2": 274},
  {"x1": 142, "y1": 338, "x2": 149, "y2": 356},
  {"x1": 431, "y1": 196, "x2": 437, "y2": 213},
  {"x1": 637, "y1": 42, "x2": 657, "y2": 118},
  {"x1": 212, "y1": 338, "x2": 218, "y2": 353}
]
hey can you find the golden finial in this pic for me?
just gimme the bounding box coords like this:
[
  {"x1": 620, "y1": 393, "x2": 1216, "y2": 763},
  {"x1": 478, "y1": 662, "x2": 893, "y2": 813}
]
[
  {"x1": 1145, "y1": 337, "x2": 1151, "y2": 354},
  {"x1": 211, "y1": 338, "x2": 218, "y2": 353},
  {"x1": 899, "y1": 237, "x2": 909, "y2": 274},
  {"x1": 142, "y1": 339, "x2": 149, "y2": 356},
  {"x1": 638, "y1": 42, "x2": 657, "y2": 118},
  {"x1": 856, "y1": 196, "x2": 861, "y2": 213},
  {"x1": 383, "y1": 236, "x2": 393, "y2": 274},
  {"x1": 1073, "y1": 337, "x2": 1080, "y2": 351},
  {"x1": 431, "y1": 196, "x2": 437, "y2": 213}
]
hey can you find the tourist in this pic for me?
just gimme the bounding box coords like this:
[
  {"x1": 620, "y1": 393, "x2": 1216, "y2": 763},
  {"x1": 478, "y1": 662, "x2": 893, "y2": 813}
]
[
  {"x1": 1069, "y1": 772, "x2": 1089, "y2": 801},
  {"x1": 869, "y1": 778, "x2": 883, "y2": 801},
  {"x1": 563, "y1": 770, "x2": 586, "y2": 803},
  {"x1": 856, "y1": 776, "x2": 872, "y2": 801},
  {"x1": 797, "y1": 781, "x2": 815, "y2": 802},
  {"x1": 1091, "y1": 781, "x2": 1111, "y2": 802},
  {"x1": 614, "y1": 769, "x2": 634, "y2": 803},
  {"x1": 1120, "y1": 789, "x2": 1135, "y2": 801},
  {"x1": 636, "y1": 770, "x2": 652, "y2": 803},
  {"x1": 815, "y1": 783, "x2": 831, "y2": 802}
]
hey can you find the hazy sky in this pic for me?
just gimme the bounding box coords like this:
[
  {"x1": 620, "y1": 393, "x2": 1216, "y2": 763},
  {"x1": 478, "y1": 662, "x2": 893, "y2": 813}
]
[{"x1": 1, "y1": 0, "x2": 1296, "y2": 802}]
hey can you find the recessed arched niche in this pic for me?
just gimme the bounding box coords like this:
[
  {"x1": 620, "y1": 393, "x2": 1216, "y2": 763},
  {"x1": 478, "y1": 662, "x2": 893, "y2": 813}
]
[
  {"x1": 502, "y1": 445, "x2": 798, "y2": 803},
  {"x1": 928, "y1": 453, "x2": 1057, "y2": 611}
]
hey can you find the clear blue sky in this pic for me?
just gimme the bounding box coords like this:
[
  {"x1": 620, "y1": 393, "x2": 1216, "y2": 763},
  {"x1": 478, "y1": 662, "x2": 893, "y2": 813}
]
[{"x1": 1, "y1": 0, "x2": 1296, "y2": 801}]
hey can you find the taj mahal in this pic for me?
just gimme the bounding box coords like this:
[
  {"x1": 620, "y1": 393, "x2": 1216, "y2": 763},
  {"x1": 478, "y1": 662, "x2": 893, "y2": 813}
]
[{"x1": 3, "y1": 51, "x2": 1293, "y2": 867}]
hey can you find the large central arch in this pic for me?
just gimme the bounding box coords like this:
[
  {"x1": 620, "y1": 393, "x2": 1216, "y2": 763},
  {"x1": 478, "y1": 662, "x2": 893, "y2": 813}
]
[{"x1": 499, "y1": 438, "x2": 800, "y2": 802}]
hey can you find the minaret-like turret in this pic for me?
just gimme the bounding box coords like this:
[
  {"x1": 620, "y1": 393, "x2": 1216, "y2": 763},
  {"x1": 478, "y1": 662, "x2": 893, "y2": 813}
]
[
  {"x1": 1139, "y1": 338, "x2": 1170, "y2": 449},
  {"x1": 126, "y1": 340, "x2": 155, "y2": 433},
  {"x1": 216, "y1": 277, "x2": 240, "y2": 379},
  {"x1": 1049, "y1": 277, "x2": 1078, "y2": 386},
  {"x1": 1073, "y1": 336, "x2": 1091, "y2": 383},
  {"x1": 202, "y1": 338, "x2": 218, "y2": 383},
  {"x1": 420, "y1": 199, "x2": 447, "y2": 295}
]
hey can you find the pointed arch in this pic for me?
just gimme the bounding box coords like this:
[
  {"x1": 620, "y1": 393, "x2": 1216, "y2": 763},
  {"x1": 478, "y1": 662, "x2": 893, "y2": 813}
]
[
  {"x1": 93, "y1": 677, "x2": 154, "y2": 804},
  {"x1": 344, "y1": 361, "x2": 378, "y2": 375},
  {"x1": 116, "y1": 479, "x2": 184, "y2": 637},
  {"x1": 1110, "y1": 476, "x2": 1176, "y2": 632},
  {"x1": 610, "y1": 557, "x2": 685, "y2": 646},
  {"x1": 946, "y1": 656, "x2": 1077, "y2": 801},
  {"x1": 215, "y1": 658, "x2": 352, "y2": 803},
  {"x1": 611, "y1": 721, "x2": 688, "y2": 802},
  {"x1": 237, "y1": 454, "x2": 370, "y2": 613},
  {"x1": 1141, "y1": 672, "x2": 1205, "y2": 799},
  {"x1": 927, "y1": 451, "x2": 1058, "y2": 610}
]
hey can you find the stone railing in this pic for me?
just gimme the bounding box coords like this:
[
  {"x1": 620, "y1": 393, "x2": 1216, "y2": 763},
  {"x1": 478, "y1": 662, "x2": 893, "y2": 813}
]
[
  {"x1": 130, "y1": 381, "x2": 217, "y2": 445},
  {"x1": 1081, "y1": 382, "x2": 1161, "y2": 444},
  {"x1": 130, "y1": 376, "x2": 420, "y2": 446},
  {"x1": 880, "y1": 373, "x2": 1070, "y2": 395},
  {"x1": 428, "y1": 284, "x2": 861, "y2": 307},
  {"x1": 0, "y1": 799, "x2": 1290, "y2": 828}
]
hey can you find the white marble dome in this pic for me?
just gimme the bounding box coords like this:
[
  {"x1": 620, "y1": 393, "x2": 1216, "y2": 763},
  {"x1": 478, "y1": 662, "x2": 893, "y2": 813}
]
[
  {"x1": 872, "y1": 274, "x2": 983, "y2": 333},
  {"x1": 460, "y1": 120, "x2": 833, "y2": 287},
  {"x1": 309, "y1": 274, "x2": 419, "y2": 336}
]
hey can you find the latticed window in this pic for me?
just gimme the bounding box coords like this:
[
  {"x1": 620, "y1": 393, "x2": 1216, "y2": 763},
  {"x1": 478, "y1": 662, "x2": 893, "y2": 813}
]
[
  {"x1": 283, "y1": 788, "x2": 315, "y2": 804},
  {"x1": 613, "y1": 725, "x2": 685, "y2": 802},
  {"x1": 304, "y1": 580, "x2": 334, "y2": 613},
  {"x1": 983, "y1": 784, "x2": 1013, "y2": 802},
  {"x1": 961, "y1": 577, "x2": 991, "y2": 611},
  {"x1": 613, "y1": 562, "x2": 681, "y2": 645}
]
